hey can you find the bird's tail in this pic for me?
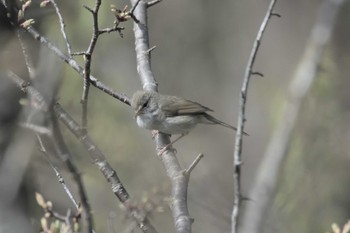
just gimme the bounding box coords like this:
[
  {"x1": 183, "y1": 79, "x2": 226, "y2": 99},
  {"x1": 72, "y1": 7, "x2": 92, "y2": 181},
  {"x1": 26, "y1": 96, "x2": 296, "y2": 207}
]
[{"x1": 202, "y1": 113, "x2": 249, "y2": 136}]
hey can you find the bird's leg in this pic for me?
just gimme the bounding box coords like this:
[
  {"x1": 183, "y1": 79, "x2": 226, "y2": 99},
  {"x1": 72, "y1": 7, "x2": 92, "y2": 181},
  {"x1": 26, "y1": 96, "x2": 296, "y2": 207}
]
[
  {"x1": 157, "y1": 133, "x2": 188, "y2": 156},
  {"x1": 151, "y1": 130, "x2": 159, "y2": 140}
]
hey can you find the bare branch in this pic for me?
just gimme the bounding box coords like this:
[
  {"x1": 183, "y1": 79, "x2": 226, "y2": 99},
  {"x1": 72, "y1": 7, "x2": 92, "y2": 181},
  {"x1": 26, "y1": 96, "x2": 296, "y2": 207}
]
[
  {"x1": 17, "y1": 30, "x2": 36, "y2": 79},
  {"x1": 81, "y1": 0, "x2": 102, "y2": 131},
  {"x1": 37, "y1": 134, "x2": 80, "y2": 210},
  {"x1": 50, "y1": 111, "x2": 94, "y2": 233},
  {"x1": 131, "y1": 0, "x2": 142, "y2": 15},
  {"x1": 145, "y1": 45, "x2": 156, "y2": 55},
  {"x1": 49, "y1": 0, "x2": 72, "y2": 56},
  {"x1": 24, "y1": 26, "x2": 131, "y2": 105},
  {"x1": 240, "y1": 1, "x2": 346, "y2": 233},
  {"x1": 251, "y1": 71, "x2": 264, "y2": 77},
  {"x1": 232, "y1": 1, "x2": 279, "y2": 232},
  {"x1": 19, "y1": 122, "x2": 52, "y2": 135},
  {"x1": 147, "y1": 0, "x2": 162, "y2": 8},
  {"x1": 185, "y1": 153, "x2": 204, "y2": 176}
]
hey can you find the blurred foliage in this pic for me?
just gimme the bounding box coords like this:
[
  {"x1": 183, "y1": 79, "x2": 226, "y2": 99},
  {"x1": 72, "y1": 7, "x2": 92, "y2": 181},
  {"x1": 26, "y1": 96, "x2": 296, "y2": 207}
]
[{"x1": 268, "y1": 44, "x2": 350, "y2": 232}]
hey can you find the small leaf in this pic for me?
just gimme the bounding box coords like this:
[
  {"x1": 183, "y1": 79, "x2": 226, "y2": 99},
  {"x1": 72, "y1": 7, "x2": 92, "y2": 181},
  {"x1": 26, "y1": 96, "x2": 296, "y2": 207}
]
[
  {"x1": 332, "y1": 223, "x2": 341, "y2": 233},
  {"x1": 22, "y1": 0, "x2": 32, "y2": 12},
  {"x1": 17, "y1": 10, "x2": 24, "y2": 21},
  {"x1": 343, "y1": 221, "x2": 350, "y2": 233},
  {"x1": 46, "y1": 201, "x2": 53, "y2": 210},
  {"x1": 73, "y1": 222, "x2": 80, "y2": 232},
  {"x1": 20, "y1": 19, "x2": 35, "y2": 28},
  {"x1": 19, "y1": 98, "x2": 28, "y2": 106},
  {"x1": 40, "y1": 217, "x2": 49, "y2": 232},
  {"x1": 36, "y1": 192, "x2": 47, "y2": 208}
]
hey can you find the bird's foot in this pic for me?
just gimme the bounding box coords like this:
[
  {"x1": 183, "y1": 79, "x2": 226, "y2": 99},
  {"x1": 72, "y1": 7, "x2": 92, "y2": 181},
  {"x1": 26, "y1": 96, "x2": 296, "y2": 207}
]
[
  {"x1": 156, "y1": 133, "x2": 187, "y2": 156},
  {"x1": 157, "y1": 145, "x2": 177, "y2": 156}
]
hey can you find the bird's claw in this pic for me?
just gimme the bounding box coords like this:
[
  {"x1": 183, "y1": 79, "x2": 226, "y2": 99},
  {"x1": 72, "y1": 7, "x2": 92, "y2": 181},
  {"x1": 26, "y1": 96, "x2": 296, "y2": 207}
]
[{"x1": 157, "y1": 146, "x2": 177, "y2": 156}]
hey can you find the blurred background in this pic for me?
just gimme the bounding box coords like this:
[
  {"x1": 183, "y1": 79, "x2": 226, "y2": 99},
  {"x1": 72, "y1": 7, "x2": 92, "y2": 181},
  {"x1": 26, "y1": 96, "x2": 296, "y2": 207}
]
[{"x1": 1, "y1": 0, "x2": 350, "y2": 232}]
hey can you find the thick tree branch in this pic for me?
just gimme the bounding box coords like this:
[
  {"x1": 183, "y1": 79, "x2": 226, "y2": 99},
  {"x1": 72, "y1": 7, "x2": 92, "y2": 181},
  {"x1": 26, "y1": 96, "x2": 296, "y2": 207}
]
[
  {"x1": 231, "y1": 1, "x2": 279, "y2": 232},
  {"x1": 240, "y1": 1, "x2": 345, "y2": 233},
  {"x1": 130, "y1": 1, "x2": 201, "y2": 233}
]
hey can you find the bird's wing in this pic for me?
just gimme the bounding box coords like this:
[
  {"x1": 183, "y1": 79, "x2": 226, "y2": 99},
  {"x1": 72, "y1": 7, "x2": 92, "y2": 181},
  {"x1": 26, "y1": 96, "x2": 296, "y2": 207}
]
[{"x1": 160, "y1": 96, "x2": 213, "y2": 117}]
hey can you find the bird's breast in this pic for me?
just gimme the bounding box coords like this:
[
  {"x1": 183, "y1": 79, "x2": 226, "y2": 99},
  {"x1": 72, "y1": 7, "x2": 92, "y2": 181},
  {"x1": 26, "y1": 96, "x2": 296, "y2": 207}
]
[{"x1": 136, "y1": 113, "x2": 157, "y2": 130}]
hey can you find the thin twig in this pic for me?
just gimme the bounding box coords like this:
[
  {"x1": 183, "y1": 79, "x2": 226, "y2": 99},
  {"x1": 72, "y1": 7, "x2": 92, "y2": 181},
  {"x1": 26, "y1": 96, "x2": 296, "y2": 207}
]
[
  {"x1": 49, "y1": 0, "x2": 72, "y2": 56},
  {"x1": 7, "y1": 70, "x2": 48, "y2": 111},
  {"x1": 147, "y1": 0, "x2": 162, "y2": 8},
  {"x1": 231, "y1": 1, "x2": 278, "y2": 233},
  {"x1": 99, "y1": 25, "x2": 125, "y2": 35},
  {"x1": 185, "y1": 153, "x2": 204, "y2": 176},
  {"x1": 24, "y1": 26, "x2": 131, "y2": 105},
  {"x1": 17, "y1": 29, "x2": 36, "y2": 79},
  {"x1": 145, "y1": 45, "x2": 156, "y2": 55},
  {"x1": 37, "y1": 134, "x2": 80, "y2": 210},
  {"x1": 130, "y1": 0, "x2": 141, "y2": 15},
  {"x1": 128, "y1": 0, "x2": 142, "y2": 23},
  {"x1": 130, "y1": 0, "x2": 197, "y2": 232},
  {"x1": 65, "y1": 209, "x2": 74, "y2": 233},
  {"x1": 19, "y1": 122, "x2": 52, "y2": 135}
]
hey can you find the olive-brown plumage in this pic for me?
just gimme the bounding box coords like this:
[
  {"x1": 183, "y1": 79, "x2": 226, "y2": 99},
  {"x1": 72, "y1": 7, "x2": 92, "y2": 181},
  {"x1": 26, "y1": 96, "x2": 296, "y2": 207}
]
[{"x1": 131, "y1": 90, "x2": 243, "y2": 135}]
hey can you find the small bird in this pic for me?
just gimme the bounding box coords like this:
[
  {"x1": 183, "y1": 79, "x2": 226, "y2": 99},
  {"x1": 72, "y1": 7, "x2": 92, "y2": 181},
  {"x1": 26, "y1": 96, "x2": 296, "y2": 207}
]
[{"x1": 131, "y1": 90, "x2": 246, "y2": 154}]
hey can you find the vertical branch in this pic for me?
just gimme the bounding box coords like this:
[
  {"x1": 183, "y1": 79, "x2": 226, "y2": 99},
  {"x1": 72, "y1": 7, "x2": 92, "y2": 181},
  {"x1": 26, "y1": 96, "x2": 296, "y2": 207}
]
[
  {"x1": 240, "y1": 1, "x2": 345, "y2": 233},
  {"x1": 130, "y1": 1, "x2": 199, "y2": 233},
  {"x1": 231, "y1": 1, "x2": 279, "y2": 233},
  {"x1": 17, "y1": 30, "x2": 36, "y2": 79},
  {"x1": 81, "y1": 0, "x2": 102, "y2": 131},
  {"x1": 131, "y1": 0, "x2": 158, "y2": 91},
  {"x1": 49, "y1": 0, "x2": 72, "y2": 56}
]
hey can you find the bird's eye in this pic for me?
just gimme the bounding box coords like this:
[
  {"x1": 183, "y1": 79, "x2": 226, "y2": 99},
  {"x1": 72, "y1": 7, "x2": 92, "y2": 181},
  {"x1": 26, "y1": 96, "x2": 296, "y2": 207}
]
[{"x1": 142, "y1": 100, "x2": 148, "y2": 108}]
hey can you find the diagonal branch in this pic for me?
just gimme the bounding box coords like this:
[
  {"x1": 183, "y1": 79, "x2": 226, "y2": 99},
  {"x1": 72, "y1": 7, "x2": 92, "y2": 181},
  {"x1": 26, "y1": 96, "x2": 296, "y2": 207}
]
[
  {"x1": 231, "y1": 1, "x2": 279, "y2": 232},
  {"x1": 50, "y1": 111, "x2": 94, "y2": 233},
  {"x1": 49, "y1": 0, "x2": 72, "y2": 56},
  {"x1": 7, "y1": 71, "x2": 158, "y2": 233},
  {"x1": 24, "y1": 26, "x2": 130, "y2": 105},
  {"x1": 36, "y1": 134, "x2": 80, "y2": 210}
]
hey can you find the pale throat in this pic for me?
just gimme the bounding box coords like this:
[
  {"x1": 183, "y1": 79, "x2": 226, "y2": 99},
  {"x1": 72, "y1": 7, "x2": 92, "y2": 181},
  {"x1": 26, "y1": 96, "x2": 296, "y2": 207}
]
[{"x1": 136, "y1": 108, "x2": 161, "y2": 130}]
